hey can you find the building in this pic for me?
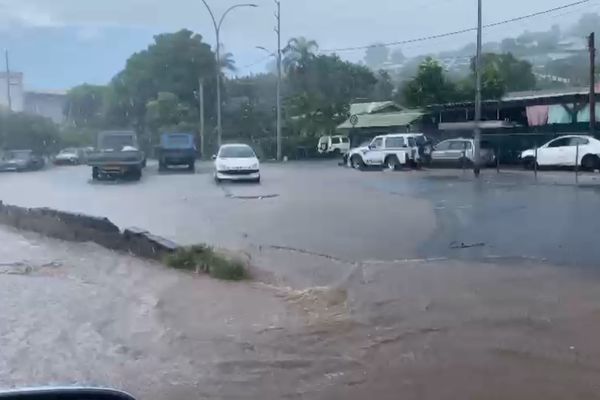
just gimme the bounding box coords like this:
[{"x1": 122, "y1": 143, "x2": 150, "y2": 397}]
[
  {"x1": 0, "y1": 72, "x2": 25, "y2": 112},
  {"x1": 0, "y1": 71, "x2": 66, "y2": 124},
  {"x1": 24, "y1": 90, "x2": 67, "y2": 124}
]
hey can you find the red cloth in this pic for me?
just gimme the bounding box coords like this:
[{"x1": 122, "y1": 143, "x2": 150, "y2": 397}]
[{"x1": 526, "y1": 105, "x2": 549, "y2": 126}]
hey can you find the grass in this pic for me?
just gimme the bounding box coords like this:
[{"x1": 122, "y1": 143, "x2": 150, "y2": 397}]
[{"x1": 164, "y1": 245, "x2": 248, "y2": 281}]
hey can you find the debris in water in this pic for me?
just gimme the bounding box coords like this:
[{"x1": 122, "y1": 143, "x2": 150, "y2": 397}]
[{"x1": 449, "y1": 241, "x2": 486, "y2": 249}]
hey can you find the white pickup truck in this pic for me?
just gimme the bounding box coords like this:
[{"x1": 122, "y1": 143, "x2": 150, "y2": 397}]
[{"x1": 347, "y1": 133, "x2": 422, "y2": 170}]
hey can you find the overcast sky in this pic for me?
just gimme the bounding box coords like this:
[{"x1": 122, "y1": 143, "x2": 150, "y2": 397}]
[{"x1": 0, "y1": 0, "x2": 596, "y2": 89}]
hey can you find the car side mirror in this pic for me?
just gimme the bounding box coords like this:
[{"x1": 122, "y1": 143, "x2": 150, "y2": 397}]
[
  {"x1": 211, "y1": 155, "x2": 217, "y2": 160},
  {"x1": 368, "y1": 145, "x2": 375, "y2": 150}
]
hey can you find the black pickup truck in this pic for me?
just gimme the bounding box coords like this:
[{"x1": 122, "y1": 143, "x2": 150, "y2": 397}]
[{"x1": 87, "y1": 131, "x2": 146, "y2": 181}]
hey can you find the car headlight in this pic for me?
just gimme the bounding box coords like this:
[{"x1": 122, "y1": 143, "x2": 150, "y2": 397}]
[
  {"x1": 250, "y1": 163, "x2": 259, "y2": 169},
  {"x1": 216, "y1": 163, "x2": 227, "y2": 171}
]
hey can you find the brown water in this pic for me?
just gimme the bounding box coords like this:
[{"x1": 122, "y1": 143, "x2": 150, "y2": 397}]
[{"x1": 2, "y1": 227, "x2": 600, "y2": 399}]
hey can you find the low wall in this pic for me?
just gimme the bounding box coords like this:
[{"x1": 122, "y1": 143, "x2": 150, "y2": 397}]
[{"x1": 0, "y1": 201, "x2": 178, "y2": 260}]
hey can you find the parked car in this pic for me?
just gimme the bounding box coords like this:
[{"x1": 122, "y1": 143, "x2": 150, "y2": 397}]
[
  {"x1": 86, "y1": 131, "x2": 146, "y2": 181},
  {"x1": 317, "y1": 135, "x2": 350, "y2": 156},
  {"x1": 213, "y1": 144, "x2": 260, "y2": 183},
  {"x1": 429, "y1": 138, "x2": 496, "y2": 167},
  {"x1": 346, "y1": 133, "x2": 422, "y2": 170},
  {"x1": 520, "y1": 135, "x2": 600, "y2": 170},
  {"x1": 156, "y1": 133, "x2": 196, "y2": 171},
  {"x1": 54, "y1": 148, "x2": 83, "y2": 165},
  {"x1": 0, "y1": 150, "x2": 45, "y2": 172}
]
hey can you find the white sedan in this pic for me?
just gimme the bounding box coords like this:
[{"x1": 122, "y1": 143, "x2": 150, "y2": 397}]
[
  {"x1": 213, "y1": 144, "x2": 261, "y2": 183},
  {"x1": 520, "y1": 135, "x2": 600, "y2": 170}
]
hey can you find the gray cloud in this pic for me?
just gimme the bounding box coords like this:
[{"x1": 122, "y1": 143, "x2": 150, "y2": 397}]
[{"x1": 0, "y1": 0, "x2": 592, "y2": 67}]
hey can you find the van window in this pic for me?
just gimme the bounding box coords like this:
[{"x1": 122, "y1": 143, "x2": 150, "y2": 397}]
[
  {"x1": 385, "y1": 137, "x2": 406, "y2": 148},
  {"x1": 341, "y1": 137, "x2": 349, "y2": 143},
  {"x1": 331, "y1": 137, "x2": 341, "y2": 144}
]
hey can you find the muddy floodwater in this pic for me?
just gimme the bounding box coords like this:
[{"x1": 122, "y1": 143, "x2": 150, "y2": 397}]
[
  {"x1": 3, "y1": 163, "x2": 600, "y2": 399},
  {"x1": 2, "y1": 226, "x2": 600, "y2": 400}
]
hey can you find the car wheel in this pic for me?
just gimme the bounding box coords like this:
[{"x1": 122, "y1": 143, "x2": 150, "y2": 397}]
[
  {"x1": 350, "y1": 155, "x2": 365, "y2": 170},
  {"x1": 254, "y1": 176, "x2": 261, "y2": 184},
  {"x1": 214, "y1": 175, "x2": 221, "y2": 184},
  {"x1": 188, "y1": 162, "x2": 195, "y2": 172},
  {"x1": 581, "y1": 154, "x2": 599, "y2": 171},
  {"x1": 92, "y1": 167, "x2": 100, "y2": 181},
  {"x1": 385, "y1": 155, "x2": 400, "y2": 171}
]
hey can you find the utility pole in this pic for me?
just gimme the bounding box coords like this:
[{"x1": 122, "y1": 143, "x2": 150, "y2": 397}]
[
  {"x1": 5, "y1": 50, "x2": 12, "y2": 112},
  {"x1": 473, "y1": 0, "x2": 483, "y2": 177},
  {"x1": 275, "y1": 0, "x2": 282, "y2": 161},
  {"x1": 589, "y1": 32, "x2": 596, "y2": 134},
  {"x1": 198, "y1": 77, "x2": 205, "y2": 159}
]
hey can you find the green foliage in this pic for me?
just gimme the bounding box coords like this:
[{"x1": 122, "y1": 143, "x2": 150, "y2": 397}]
[
  {"x1": 164, "y1": 245, "x2": 248, "y2": 281},
  {"x1": 402, "y1": 58, "x2": 459, "y2": 107},
  {"x1": 64, "y1": 84, "x2": 108, "y2": 128},
  {"x1": 472, "y1": 53, "x2": 536, "y2": 93},
  {"x1": 108, "y1": 29, "x2": 216, "y2": 129},
  {"x1": 372, "y1": 70, "x2": 394, "y2": 101},
  {"x1": 285, "y1": 51, "x2": 377, "y2": 136},
  {"x1": 58, "y1": 127, "x2": 97, "y2": 148},
  {"x1": 0, "y1": 112, "x2": 61, "y2": 154},
  {"x1": 283, "y1": 36, "x2": 319, "y2": 73}
]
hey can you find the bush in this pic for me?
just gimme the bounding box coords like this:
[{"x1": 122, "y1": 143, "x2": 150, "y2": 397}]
[{"x1": 164, "y1": 245, "x2": 248, "y2": 281}]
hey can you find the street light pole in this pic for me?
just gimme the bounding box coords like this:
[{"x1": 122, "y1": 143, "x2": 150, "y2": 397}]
[
  {"x1": 200, "y1": 1, "x2": 258, "y2": 148},
  {"x1": 473, "y1": 0, "x2": 483, "y2": 177},
  {"x1": 274, "y1": 0, "x2": 282, "y2": 161}
]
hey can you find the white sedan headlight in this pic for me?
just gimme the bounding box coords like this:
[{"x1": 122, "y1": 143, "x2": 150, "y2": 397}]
[
  {"x1": 250, "y1": 163, "x2": 259, "y2": 169},
  {"x1": 216, "y1": 162, "x2": 227, "y2": 171}
]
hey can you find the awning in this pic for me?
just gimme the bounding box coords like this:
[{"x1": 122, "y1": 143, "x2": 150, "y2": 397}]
[{"x1": 337, "y1": 110, "x2": 423, "y2": 130}]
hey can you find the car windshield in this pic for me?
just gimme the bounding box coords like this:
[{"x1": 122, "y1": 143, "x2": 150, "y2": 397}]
[
  {"x1": 219, "y1": 146, "x2": 255, "y2": 158},
  {"x1": 60, "y1": 148, "x2": 78, "y2": 154},
  {"x1": 164, "y1": 135, "x2": 191, "y2": 148},
  {"x1": 8, "y1": 151, "x2": 31, "y2": 160}
]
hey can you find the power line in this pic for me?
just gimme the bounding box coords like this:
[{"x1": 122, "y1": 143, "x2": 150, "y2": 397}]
[{"x1": 321, "y1": 0, "x2": 591, "y2": 53}]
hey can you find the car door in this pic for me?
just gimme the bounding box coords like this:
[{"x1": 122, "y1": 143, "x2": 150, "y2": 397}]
[
  {"x1": 363, "y1": 137, "x2": 385, "y2": 165},
  {"x1": 447, "y1": 140, "x2": 469, "y2": 162},
  {"x1": 431, "y1": 140, "x2": 452, "y2": 163},
  {"x1": 569, "y1": 137, "x2": 590, "y2": 166},
  {"x1": 537, "y1": 137, "x2": 571, "y2": 166}
]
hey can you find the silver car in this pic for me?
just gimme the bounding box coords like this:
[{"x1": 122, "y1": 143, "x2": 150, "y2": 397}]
[{"x1": 430, "y1": 138, "x2": 496, "y2": 167}]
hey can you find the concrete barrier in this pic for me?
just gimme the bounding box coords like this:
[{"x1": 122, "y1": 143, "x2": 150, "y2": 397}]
[{"x1": 0, "y1": 201, "x2": 178, "y2": 260}]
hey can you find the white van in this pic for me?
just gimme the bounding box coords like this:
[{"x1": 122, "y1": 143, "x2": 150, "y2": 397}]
[{"x1": 317, "y1": 135, "x2": 350, "y2": 155}]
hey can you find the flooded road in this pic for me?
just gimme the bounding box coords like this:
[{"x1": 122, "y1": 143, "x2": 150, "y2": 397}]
[{"x1": 2, "y1": 163, "x2": 600, "y2": 398}]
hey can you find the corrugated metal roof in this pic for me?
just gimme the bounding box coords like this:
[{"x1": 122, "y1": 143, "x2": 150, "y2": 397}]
[
  {"x1": 337, "y1": 110, "x2": 423, "y2": 130},
  {"x1": 502, "y1": 87, "x2": 589, "y2": 102}
]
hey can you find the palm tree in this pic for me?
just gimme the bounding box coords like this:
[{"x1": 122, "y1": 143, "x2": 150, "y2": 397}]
[
  {"x1": 283, "y1": 37, "x2": 318, "y2": 73},
  {"x1": 218, "y1": 51, "x2": 236, "y2": 73}
]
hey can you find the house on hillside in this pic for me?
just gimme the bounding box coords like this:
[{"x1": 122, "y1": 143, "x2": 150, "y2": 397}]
[{"x1": 336, "y1": 101, "x2": 424, "y2": 146}]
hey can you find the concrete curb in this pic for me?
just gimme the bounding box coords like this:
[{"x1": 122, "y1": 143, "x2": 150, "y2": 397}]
[{"x1": 0, "y1": 200, "x2": 178, "y2": 261}]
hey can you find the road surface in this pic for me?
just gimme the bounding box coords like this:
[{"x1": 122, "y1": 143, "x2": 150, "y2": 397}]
[{"x1": 2, "y1": 162, "x2": 600, "y2": 399}]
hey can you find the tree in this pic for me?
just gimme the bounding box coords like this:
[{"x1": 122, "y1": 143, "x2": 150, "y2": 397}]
[
  {"x1": 0, "y1": 112, "x2": 60, "y2": 154},
  {"x1": 364, "y1": 44, "x2": 389, "y2": 68},
  {"x1": 286, "y1": 53, "x2": 377, "y2": 136},
  {"x1": 219, "y1": 52, "x2": 236, "y2": 72},
  {"x1": 145, "y1": 92, "x2": 193, "y2": 134},
  {"x1": 372, "y1": 70, "x2": 394, "y2": 101},
  {"x1": 64, "y1": 84, "x2": 108, "y2": 128},
  {"x1": 106, "y1": 29, "x2": 217, "y2": 130},
  {"x1": 402, "y1": 58, "x2": 459, "y2": 107},
  {"x1": 473, "y1": 53, "x2": 536, "y2": 93},
  {"x1": 283, "y1": 37, "x2": 318, "y2": 73}
]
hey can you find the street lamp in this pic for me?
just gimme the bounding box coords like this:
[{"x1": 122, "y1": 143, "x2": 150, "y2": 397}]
[{"x1": 201, "y1": 0, "x2": 258, "y2": 147}]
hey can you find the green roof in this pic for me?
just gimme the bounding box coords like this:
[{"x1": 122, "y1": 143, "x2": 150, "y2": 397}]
[{"x1": 337, "y1": 110, "x2": 424, "y2": 130}]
